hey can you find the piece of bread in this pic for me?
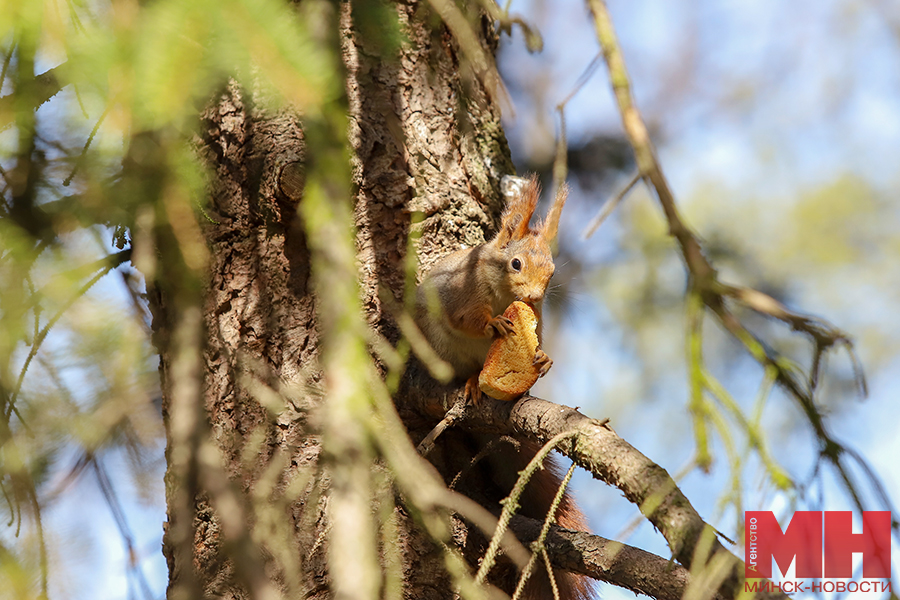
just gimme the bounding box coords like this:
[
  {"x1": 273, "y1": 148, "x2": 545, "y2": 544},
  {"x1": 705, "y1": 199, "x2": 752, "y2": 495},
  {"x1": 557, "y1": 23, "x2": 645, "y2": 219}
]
[{"x1": 478, "y1": 301, "x2": 542, "y2": 401}]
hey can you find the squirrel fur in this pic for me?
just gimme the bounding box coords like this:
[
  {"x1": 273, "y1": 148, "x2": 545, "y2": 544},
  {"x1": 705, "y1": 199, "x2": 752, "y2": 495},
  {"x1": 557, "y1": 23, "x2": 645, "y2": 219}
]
[
  {"x1": 415, "y1": 175, "x2": 564, "y2": 399},
  {"x1": 414, "y1": 175, "x2": 593, "y2": 599}
]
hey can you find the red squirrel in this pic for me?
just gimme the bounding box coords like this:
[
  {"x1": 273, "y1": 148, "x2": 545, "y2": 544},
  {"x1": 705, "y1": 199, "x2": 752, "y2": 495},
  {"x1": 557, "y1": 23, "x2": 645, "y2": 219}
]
[
  {"x1": 414, "y1": 175, "x2": 593, "y2": 599},
  {"x1": 415, "y1": 174, "x2": 563, "y2": 401}
]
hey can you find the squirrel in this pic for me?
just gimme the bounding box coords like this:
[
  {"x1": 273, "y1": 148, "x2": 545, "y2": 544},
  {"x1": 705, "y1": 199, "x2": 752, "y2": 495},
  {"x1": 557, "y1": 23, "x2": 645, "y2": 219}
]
[
  {"x1": 413, "y1": 175, "x2": 594, "y2": 599},
  {"x1": 415, "y1": 174, "x2": 564, "y2": 401}
]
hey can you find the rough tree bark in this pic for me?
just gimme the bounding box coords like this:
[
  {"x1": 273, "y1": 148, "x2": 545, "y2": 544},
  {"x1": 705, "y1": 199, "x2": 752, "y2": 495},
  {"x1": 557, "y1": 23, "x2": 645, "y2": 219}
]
[{"x1": 152, "y1": 2, "x2": 517, "y2": 598}]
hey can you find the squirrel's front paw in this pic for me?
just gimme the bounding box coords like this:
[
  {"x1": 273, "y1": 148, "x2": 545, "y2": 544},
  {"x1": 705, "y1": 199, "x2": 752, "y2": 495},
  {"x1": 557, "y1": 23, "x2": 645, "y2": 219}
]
[
  {"x1": 533, "y1": 349, "x2": 553, "y2": 376},
  {"x1": 485, "y1": 315, "x2": 516, "y2": 338}
]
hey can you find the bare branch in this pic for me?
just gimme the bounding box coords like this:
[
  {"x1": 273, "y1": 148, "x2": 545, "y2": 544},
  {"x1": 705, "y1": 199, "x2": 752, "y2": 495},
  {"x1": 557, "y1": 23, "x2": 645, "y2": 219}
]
[
  {"x1": 509, "y1": 514, "x2": 722, "y2": 600},
  {"x1": 582, "y1": 171, "x2": 641, "y2": 239},
  {"x1": 418, "y1": 397, "x2": 469, "y2": 456}
]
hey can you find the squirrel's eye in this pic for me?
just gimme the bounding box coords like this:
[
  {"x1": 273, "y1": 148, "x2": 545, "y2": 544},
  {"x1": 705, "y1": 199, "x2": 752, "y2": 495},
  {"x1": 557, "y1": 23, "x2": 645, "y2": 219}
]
[{"x1": 511, "y1": 258, "x2": 522, "y2": 271}]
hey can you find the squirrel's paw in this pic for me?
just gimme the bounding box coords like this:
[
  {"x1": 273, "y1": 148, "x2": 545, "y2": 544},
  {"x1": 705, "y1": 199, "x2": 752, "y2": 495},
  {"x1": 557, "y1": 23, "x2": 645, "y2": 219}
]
[
  {"x1": 533, "y1": 349, "x2": 553, "y2": 377},
  {"x1": 485, "y1": 315, "x2": 516, "y2": 338},
  {"x1": 465, "y1": 375, "x2": 484, "y2": 404}
]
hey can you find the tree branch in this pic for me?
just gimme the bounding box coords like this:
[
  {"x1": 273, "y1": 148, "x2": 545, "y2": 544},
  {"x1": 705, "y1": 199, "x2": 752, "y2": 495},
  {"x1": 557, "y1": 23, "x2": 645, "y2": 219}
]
[
  {"x1": 400, "y1": 378, "x2": 788, "y2": 600},
  {"x1": 508, "y1": 514, "x2": 719, "y2": 600},
  {"x1": 0, "y1": 62, "x2": 68, "y2": 129}
]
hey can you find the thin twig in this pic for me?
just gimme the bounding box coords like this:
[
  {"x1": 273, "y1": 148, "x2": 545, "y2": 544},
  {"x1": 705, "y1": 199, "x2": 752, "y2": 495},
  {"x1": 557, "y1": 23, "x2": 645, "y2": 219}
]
[
  {"x1": 0, "y1": 41, "x2": 14, "y2": 96},
  {"x1": 582, "y1": 170, "x2": 641, "y2": 239},
  {"x1": 449, "y1": 435, "x2": 520, "y2": 490},
  {"x1": 542, "y1": 549, "x2": 562, "y2": 600},
  {"x1": 720, "y1": 284, "x2": 867, "y2": 396},
  {"x1": 92, "y1": 458, "x2": 155, "y2": 600},
  {"x1": 614, "y1": 455, "x2": 697, "y2": 543},
  {"x1": 0, "y1": 477, "x2": 14, "y2": 527},
  {"x1": 475, "y1": 430, "x2": 579, "y2": 585},
  {"x1": 511, "y1": 462, "x2": 576, "y2": 599},
  {"x1": 552, "y1": 108, "x2": 568, "y2": 210},
  {"x1": 558, "y1": 51, "x2": 603, "y2": 110},
  {"x1": 417, "y1": 397, "x2": 468, "y2": 456},
  {"x1": 8, "y1": 260, "x2": 121, "y2": 421},
  {"x1": 25, "y1": 483, "x2": 48, "y2": 599},
  {"x1": 63, "y1": 102, "x2": 111, "y2": 186}
]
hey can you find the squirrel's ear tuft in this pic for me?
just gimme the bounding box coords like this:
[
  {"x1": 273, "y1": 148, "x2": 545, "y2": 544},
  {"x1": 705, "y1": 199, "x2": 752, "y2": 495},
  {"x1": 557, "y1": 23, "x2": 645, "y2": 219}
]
[
  {"x1": 541, "y1": 182, "x2": 568, "y2": 243},
  {"x1": 497, "y1": 174, "x2": 539, "y2": 245},
  {"x1": 495, "y1": 213, "x2": 522, "y2": 248}
]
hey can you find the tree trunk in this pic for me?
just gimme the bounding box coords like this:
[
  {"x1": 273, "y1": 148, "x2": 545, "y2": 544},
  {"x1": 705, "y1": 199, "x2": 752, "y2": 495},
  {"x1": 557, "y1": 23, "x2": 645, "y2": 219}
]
[{"x1": 152, "y1": 2, "x2": 515, "y2": 597}]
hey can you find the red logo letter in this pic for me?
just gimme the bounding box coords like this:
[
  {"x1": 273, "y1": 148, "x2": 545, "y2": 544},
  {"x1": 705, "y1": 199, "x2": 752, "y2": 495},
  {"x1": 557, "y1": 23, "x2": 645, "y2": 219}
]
[
  {"x1": 746, "y1": 511, "x2": 822, "y2": 578},
  {"x1": 824, "y1": 511, "x2": 891, "y2": 578}
]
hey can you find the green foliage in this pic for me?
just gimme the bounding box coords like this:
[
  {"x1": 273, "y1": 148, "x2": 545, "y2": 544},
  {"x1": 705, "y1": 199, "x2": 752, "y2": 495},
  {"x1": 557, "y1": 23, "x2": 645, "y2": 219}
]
[
  {"x1": 352, "y1": 0, "x2": 406, "y2": 58},
  {"x1": 781, "y1": 176, "x2": 879, "y2": 266},
  {"x1": 48, "y1": 0, "x2": 336, "y2": 129},
  {"x1": 0, "y1": 0, "x2": 342, "y2": 595}
]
